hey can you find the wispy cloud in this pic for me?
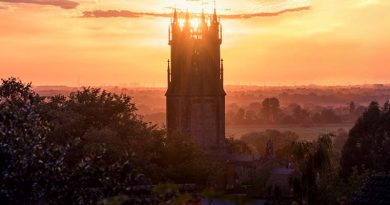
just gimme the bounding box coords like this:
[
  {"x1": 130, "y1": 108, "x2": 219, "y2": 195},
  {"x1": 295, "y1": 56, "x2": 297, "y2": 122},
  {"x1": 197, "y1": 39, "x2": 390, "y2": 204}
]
[
  {"x1": 81, "y1": 6, "x2": 310, "y2": 19},
  {"x1": 82, "y1": 10, "x2": 171, "y2": 18},
  {"x1": 221, "y1": 6, "x2": 310, "y2": 18},
  {"x1": 0, "y1": 0, "x2": 79, "y2": 9}
]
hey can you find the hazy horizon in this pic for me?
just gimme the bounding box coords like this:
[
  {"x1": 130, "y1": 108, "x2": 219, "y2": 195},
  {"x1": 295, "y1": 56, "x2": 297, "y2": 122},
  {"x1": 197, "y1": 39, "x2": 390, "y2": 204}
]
[{"x1": 27, "y1": 82, "x2": 390, "y2": 88}]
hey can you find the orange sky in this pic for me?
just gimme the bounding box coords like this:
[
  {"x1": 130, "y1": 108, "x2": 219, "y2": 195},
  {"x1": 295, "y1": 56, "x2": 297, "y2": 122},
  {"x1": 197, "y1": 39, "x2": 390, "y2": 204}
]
[{"x1": 0, "y1": 0, "x2": 389, "y2": 86}]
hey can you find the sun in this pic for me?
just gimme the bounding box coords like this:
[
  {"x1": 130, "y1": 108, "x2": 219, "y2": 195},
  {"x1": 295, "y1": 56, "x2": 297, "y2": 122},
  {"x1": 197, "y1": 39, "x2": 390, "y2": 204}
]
[
  {"x1": 190, "y1": 18, "x2": 200, "y2": 29},
  {"x1": 176, "y1": 14, "x2": 206, "y2": 30}
]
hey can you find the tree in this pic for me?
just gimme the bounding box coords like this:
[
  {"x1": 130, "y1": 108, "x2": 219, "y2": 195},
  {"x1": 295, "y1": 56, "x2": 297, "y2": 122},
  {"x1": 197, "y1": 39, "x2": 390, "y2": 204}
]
[
  {"x1": 349, "y1": 101, "x2": 356, "y2": 114},
  {"x1": 292, "y1": 104, "x2": 310, "y2": 124},
  {"x1": 0, "y1": 79, "x2": 155, "y2": 204},
  {"x1": 156, "y1": 131, "x2": 214, "y2": 185},
  {"x1": 261, "y1": 98, "x2": 280, "y2": 123},
  {"x1": 241, "y1": 130, "x2": 299, "y2": 158},
  {"x1": 341, "y1": 101, "x2": 390, "y2": 178},
  {"x1": 321, "y1": 109, "x2": 341, "y2": 123},
  {"x1": 290, "y1": 134, "x2": 333, "y2": 204},
  {"x1": 234, "y1": 108, "x2": 245, "y2": 124},
  {"x1": 0, "y1": 77, "x2": 50, "y2": 203},
  {"x1": 226, "y1": 138, "x2": 252, "y2": 155},
  {"x1": 245, "y1": 110, "x2": 257, "y2": 124},
  {"x1": 311, "y1": 108, "x2": 341, "y2": 124}
]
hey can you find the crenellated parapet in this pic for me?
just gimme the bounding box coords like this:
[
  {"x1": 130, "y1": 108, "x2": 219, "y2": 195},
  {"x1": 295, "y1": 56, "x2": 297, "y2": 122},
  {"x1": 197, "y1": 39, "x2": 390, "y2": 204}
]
[{"x1": 168, "y1": 9, "x2": 222, "y2": 44}]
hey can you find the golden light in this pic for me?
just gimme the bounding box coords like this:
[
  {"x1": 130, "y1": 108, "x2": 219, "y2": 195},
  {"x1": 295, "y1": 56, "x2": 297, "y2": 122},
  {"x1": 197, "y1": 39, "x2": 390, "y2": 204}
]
[
  {"x1": 179, "y1": 19, "x2": 185, "y2": 28},
  {"x1": 190, "y1": 18, "x2": 200, "y2": 29}
]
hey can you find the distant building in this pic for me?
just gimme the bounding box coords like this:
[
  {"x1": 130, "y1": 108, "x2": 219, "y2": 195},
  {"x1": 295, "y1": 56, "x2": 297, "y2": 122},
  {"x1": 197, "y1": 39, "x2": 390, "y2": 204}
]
[{"x1": 166, "y1": 8, "x2": 226, "y2": 151}]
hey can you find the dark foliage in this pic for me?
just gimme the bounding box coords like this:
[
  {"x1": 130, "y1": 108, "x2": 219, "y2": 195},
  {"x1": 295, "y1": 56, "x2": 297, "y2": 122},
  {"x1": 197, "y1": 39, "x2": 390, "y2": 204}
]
[
  {"x1": 289, "y1": 134, "x2": 333, "y2": 204},
  {"x1": 226, "y1": 97, "x2": 354, "y2": 126},
  {"x1": 0, "y1": 78, "x2": 212, "y2": 204},
  {"x1": 341, "y1": 101, "x2": 390, "y2": 178},
  {"x1": 241, "y1": 130, "x2": 299, "y2": 158},
  {"x1": 225, "y1": 137, "x2": 252, "y2": 155}
]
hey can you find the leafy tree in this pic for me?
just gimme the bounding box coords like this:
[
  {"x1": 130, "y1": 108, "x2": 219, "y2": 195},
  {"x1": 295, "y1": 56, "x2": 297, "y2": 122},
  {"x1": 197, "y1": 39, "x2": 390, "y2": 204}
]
[
  {"x1": 155, "y1": 131, "x2": 214, "y2": 185},
  {"x1": 292, "y1": 105, "x2": 310, "y2": 124},
  {"x1": 244, "y1": 110, "x2": 257, "y2": 124},
  {"x1": 234, "y1": 108, "x2": 245, "y2": 124},
  {"x1": 0, "y1": 78, "x2": 155, "y2": 204},
  {"x1": 0, "y1": 77, "x2": 50, "y2": 203},
  {"x1": 341, "y1": 101, "x2": 390, "y2": 178},
  {"x1": 241, "y1": 130, "x2": 299, "y2": 158},
  {"x1": 314, "y1": 165, "x2": 370, "y2": 205},
  {"x1": 290, "y1": 134, "x2": 333, "y2": 204},
  {"x1": 349, "y1": 101, "x2": 356, "y2": 114},
  {"x1": 333, "y1": 129, "x2": 349, "y2": 152},
  {"x1": 312, "y1": 108, "x2": 341, "y2": 124},
  {"x1": 321, "y1": 109, "x2": 341, "y2": 123},
  {"x1": 225, "y1": 138, "x2": 252, "y2": 155}
]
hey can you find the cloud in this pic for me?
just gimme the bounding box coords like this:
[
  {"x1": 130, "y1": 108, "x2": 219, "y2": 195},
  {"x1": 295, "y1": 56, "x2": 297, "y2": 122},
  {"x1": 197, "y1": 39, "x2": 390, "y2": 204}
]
[
  {"x1": 0, "y1": 5, "x2": 8, "y2": 9},
  {"x1": 223, "y1": 6, "x2": 310, "y2": 18},
  {"x1": 81, "y1": 0, "x2": 311, "y2": 19},
  {"x1": 81, "y1": 6, "x2": 310, "y2": 19},
  {"x1": 82, "y1": 10, "x2": 171, "y2": 18},
  {"x1": 0, "y1": 0, "x2": 79, "y2": 9}
]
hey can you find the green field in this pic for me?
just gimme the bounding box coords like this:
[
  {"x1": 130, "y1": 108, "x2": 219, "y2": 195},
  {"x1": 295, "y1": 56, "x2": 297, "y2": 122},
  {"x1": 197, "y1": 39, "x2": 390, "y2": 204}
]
[{"x1": 226, "y1": 123, "x2": 354, "y2": 141}]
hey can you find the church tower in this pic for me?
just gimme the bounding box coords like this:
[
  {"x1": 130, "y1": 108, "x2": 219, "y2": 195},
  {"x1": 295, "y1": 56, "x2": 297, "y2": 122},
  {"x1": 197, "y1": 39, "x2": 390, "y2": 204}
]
[{"x1": 166, "y1": 8, "x2": 226, "y2": 150}]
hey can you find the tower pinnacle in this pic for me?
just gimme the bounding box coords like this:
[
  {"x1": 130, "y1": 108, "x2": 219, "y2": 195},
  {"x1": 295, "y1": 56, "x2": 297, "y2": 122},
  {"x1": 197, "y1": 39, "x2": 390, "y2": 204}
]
[
  {"x1": 184, "y1": 9, "x2": 190, "y2": 26},
  {"x1": 185, "y1": 9, "x2": 190, "y2": 21},
  {"x1": 173, "y1": 8, "x2": 178, "y2": 23},
  {"x1": 201, "y1": 9, "x2": 206, "y2": 24},
  {"x1": 213, "y1": 0, "x2": 218, "y2": 22}
]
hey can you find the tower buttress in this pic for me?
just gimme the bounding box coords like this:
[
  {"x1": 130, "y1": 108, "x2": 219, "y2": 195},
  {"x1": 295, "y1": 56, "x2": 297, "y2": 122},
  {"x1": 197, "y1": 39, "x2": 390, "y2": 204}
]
[
  {"x1": 167, "y1": 59, "x2": 171, "y2": 86},
  {"x1": 220, "y1": 59, "x2": 224, "y2": 87}
]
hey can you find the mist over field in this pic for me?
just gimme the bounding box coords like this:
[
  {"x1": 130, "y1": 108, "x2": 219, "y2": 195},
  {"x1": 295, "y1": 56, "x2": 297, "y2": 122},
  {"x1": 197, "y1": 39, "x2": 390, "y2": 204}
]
[{"x1": 33, "y1": 84, "x2": 390, "y2": 141}]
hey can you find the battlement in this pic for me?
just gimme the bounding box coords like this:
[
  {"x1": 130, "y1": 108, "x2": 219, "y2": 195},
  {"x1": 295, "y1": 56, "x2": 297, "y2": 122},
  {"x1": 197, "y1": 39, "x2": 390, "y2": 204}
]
[{"x1": 168, "y1": 10, "x2": 222, "y2": 44}]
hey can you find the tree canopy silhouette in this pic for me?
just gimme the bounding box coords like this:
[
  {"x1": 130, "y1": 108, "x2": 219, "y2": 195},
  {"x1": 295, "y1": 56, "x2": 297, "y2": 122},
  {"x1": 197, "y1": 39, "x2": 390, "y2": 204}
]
[{"x1": 341, "y1": 101, "x2": 390, "y2": 178}]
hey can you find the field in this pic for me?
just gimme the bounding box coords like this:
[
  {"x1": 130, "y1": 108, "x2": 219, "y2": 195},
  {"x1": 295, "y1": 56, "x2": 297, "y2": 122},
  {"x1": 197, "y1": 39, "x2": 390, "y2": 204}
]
[{"x1": 226, "y1": 123, "x2": 354, "y2": 141}]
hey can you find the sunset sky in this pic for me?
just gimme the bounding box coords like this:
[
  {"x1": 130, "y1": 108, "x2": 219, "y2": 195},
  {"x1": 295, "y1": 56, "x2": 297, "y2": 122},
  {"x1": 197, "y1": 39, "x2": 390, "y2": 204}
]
[{"x1": 0, "y1": 0, "x2": 389, "y2": 86}]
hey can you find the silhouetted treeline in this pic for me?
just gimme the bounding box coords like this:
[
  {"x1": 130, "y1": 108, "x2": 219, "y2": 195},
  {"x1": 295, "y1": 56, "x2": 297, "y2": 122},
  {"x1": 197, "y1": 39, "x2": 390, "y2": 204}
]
[{"x1": 226, "y1": 98, "x2": 365, "y2": 125}]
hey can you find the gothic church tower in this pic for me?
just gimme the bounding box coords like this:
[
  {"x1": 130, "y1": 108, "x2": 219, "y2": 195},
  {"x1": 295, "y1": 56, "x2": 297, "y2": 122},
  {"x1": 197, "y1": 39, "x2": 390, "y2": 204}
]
[{"x1": 166, "y1": 8, "x2": 226, "y2": 150}]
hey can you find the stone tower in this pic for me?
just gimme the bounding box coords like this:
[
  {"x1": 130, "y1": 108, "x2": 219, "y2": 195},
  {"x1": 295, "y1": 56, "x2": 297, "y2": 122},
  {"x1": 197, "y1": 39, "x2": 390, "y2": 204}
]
[{"x1": 166, "y1": 8, "x2": 226, "y2": 150}]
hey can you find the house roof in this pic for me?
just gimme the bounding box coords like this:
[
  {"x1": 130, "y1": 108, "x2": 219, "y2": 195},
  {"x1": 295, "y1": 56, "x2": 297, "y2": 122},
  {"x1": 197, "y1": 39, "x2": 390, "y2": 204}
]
[{"x1": 352, "y1": 175, "x2": 390, "y2": 205}]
